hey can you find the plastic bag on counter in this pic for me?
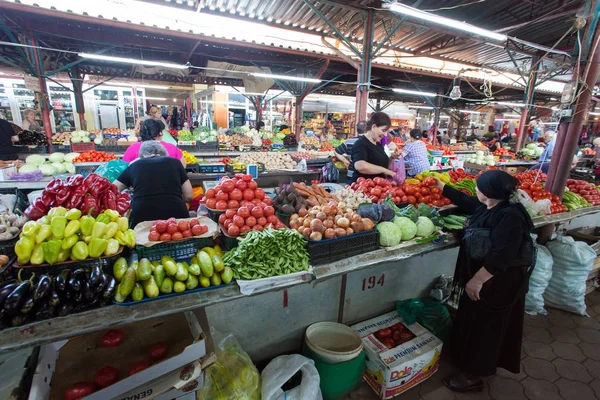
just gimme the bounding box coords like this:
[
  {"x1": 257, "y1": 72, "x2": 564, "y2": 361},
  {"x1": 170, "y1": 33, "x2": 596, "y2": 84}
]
[
  {"x1": 516, "y1": 189, "x2": 551, "y2": 216},
  {"x1": 396, "y1": 298, "x2": 452, "y2": 342},
  {"x1": 390, "y1": 157, "x2": 406, "y2": 185},
  {"x1": 525, "y1": 245, "x2": 553, "y2": 315},
  {"x1": 261, "y1": 354, "x2": 322, "y2": 400},
  {"x1": 95, "y1": 160, "x2": 128, "y2": 183},
  {"x1": 297, "y1": 159, "x2": 307, "y2": 173},
  {"x1": 196, "y1": 332, "x2": 260, "y2": 400},
  {"x1": 544, "y1": 235, "x2": 595, "y2": 315},
  {"x1": 322, "y1": 162, "x2": 339, "y2": 183}
]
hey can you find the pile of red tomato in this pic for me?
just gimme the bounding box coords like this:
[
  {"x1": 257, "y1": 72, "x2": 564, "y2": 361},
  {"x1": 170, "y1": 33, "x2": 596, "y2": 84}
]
[
  {"x1": 349, "y1": 177, "x2": 451, "y2": 207},
  {"x1": 373, "y1": 322, "x2": 416, "y2": 350},
  {"x1": 516, "y1": 170, "x2": 547, "y2": 183},
  {"x1": 202, "y1": 174, "x2": 270, "y2": 210},
  {"x1": 219, "y1": 204, "x2": 284, "y2": 237},
  {"x1": 566, "y1": 179, "x2": 600, "y2": 206},
  {"x1": 148, "y1": 218, "x2": 208, "y2": 242}
]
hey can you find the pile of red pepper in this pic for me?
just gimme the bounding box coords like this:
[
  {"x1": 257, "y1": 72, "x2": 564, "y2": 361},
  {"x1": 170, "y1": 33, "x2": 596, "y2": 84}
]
[
  {"x1": 448, "y1": 168, "x2": 476, "y2": 183},
  {"x1": 25, "y1": 173, "x2": 130, "y2": 220}
]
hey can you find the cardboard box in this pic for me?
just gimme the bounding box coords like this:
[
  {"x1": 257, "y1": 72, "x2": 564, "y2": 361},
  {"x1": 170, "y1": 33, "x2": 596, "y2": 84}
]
[
  {"x1": 352, "y1": 311, "x2": 443, "y2": 399},
  {"x1": 29, "y1": 310, "x2": 215, "y2": 400},
  {"x1": 0, "y1": 165, "x2": 16, "y2": 181}
]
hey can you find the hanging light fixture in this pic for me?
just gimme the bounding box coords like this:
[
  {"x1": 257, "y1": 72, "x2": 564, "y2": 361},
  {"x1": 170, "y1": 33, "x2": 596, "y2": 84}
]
[{"x1": 449, "y1": 77, "x2": 462, "y2": 100}]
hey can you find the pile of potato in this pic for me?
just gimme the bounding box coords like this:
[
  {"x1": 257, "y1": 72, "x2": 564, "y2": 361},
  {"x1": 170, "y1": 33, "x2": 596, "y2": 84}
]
[
  {"x1": 51, "y1": 132, "x2": 71, "y2": 143},
  {"x1": 236, "y1": 152, "x2": 297, "y2": 170}
]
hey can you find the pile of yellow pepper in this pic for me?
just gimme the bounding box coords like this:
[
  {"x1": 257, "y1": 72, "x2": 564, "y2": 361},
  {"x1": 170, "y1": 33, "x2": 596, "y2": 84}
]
[{"x1": 15, "y1": 207, "x2": 136, "y2": 266}]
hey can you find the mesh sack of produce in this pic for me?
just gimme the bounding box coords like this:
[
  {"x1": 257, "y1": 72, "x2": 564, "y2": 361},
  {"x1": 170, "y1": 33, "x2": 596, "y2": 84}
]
[
  {"x1": 544, "y1": 235, "x2": 595, "y2": 315},
  {"x1": 525, "y1": 245, "x2": 553, "y2": 315},
  {"x1": 196, "y1": 332, "x2": 260, "y2": 400},
  {"x1": 396, "y1": 298, "x2": 452, "y2": 343}
]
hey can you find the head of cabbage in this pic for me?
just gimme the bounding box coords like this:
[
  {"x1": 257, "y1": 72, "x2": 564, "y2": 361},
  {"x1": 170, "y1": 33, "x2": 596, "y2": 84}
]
[
  {"x1": 416, "y1": 216, "x2": 436, "y2": 237},
  {"x1": 393, "y1": 216, "x2": 417, "y2": 241},
  {"x1": 377, "y1": 222, "x2": 402, "y2": 247}
]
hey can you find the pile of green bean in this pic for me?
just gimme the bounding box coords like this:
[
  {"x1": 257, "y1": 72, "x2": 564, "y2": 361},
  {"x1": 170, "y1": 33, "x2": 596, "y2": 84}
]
[{"x1": 223, "y1": 229, "x2": 310, "y2": 280}]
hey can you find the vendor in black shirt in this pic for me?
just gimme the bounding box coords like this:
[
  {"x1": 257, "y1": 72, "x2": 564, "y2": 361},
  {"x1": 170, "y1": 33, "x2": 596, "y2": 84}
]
[
  {"x1": 350, "y1": 112, "x2": 400, "y2": 182},
  {"x1": 334, "y1": 121, "x2": 367, "y2": 184},
  {"x1": 0, "y1": 118, "x2": 19, "y2": 161},
  {"x1": 114, "y1": 141, "x2": 193, "y2": 227}
]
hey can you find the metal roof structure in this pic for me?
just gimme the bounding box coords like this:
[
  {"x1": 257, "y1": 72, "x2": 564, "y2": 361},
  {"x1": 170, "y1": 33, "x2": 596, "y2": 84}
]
[{"x1": 0, "y1": 0, "x2": 586, "y2": 105}]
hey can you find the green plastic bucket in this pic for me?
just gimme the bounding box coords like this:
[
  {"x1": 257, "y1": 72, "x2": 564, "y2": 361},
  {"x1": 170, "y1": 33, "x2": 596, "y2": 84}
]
[{"x1": 303, "y1": 343, "x2": 366, "y2": 400}]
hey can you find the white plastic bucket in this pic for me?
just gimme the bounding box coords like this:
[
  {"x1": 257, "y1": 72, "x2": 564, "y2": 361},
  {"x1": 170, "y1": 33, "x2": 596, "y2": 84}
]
[{"x1": 305, "y1": 322, "x2": 363, "y2": 364}]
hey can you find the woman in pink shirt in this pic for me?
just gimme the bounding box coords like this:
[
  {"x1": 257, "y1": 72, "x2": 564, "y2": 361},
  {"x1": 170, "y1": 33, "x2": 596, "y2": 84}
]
[{"x1": 122, "y1": 119, "x2": 185, "y2": 165}]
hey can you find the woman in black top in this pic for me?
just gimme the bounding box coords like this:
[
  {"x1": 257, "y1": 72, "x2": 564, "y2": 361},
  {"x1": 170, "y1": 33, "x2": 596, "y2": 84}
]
[
  {"x1": 0, "y1": 118, "x2": 19, "y2": 161},
  {"x1": 350, "y1": 112, "x2": 400, "y2": 182},
  {"x1": 114, "y1": 141, "x2": 193, "y2": 227},
  {"x1": 435, "y1": 170, "x2": 534, "y2": 392}
]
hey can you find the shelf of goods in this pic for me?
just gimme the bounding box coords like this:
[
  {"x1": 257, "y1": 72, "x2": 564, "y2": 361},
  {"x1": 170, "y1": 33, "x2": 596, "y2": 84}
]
[{"x1": 0, "y1": 206, "x2": 598, "y2": 355}]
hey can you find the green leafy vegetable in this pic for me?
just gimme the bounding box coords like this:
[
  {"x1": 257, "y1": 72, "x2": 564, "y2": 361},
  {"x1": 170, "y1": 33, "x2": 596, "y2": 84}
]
[
  {"x1": 393, "y1": 217, "x2": 417, "y2": 241},
  {"x1": 377, "y1": 222, "x2": 402, "y2": 247}
]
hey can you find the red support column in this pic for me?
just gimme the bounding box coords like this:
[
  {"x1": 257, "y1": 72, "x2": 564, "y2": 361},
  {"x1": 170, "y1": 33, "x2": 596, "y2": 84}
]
[
  {"x1": 355, "y1": 10, "x2": 374, "y2": 124},
  {"x1": 546, "y1": 22, "x2": 600, "y2": 197},
  {"x1": 29, "y1": 32, "x2": 52, "y2": 146}
]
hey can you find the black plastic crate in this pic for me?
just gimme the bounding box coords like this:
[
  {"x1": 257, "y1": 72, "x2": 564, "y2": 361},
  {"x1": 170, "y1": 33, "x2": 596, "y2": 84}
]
[
  {"x1": 197, "y1": 142, "x2": 219, "y2": 151},
  {"x1": 307, "y1": 229, "x2": 379, "y2": 265},
  {"x1": 136, "y1": 237, "x2": 215, "y2": 262},
  {"x1": 50, "y1": 144, "x2": 72, "y2": 153},
  {"x1": 219, "y1": 226, "x2": 239, "y2": 251},
  {"x1": 20, "y1": 145, "x2": 49, "y2": 154},
  {"x1": 0, "y1": 237, "x2": 18, "y2": 258},
  {"x1": 95, "y1": 145, "x2": 123, "y2": 153},
  {"x1": 0, "y1": 188, "x2": 29, "y2": 213}
]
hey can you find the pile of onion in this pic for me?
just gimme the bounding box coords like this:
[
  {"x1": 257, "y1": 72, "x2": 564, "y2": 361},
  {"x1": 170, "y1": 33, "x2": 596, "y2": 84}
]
[{"x1": 289, "y1": 200, "x2": 375, "y2": 241}]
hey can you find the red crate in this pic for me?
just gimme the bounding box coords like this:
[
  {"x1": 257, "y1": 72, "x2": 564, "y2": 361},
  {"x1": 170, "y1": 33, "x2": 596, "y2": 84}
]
[{"x1": 71, "y1": 142, "x2": 96, "y2": 153}]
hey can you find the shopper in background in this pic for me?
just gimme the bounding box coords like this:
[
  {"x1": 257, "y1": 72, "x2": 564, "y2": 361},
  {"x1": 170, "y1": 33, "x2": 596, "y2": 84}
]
[
  {"x1": 529, "y1": 154, "x2": 579, "y2": 174},
  {"x1": 351, "y1": 112, "x2": 401, "y2": 182},
  {"x1": 21, "y1": 109, "x2": 42, "y2": 132},
  {"x1": 114, "y1": 141, "x2": 192, "y2": 227},
  {"x1": 335, "y1": 121, "x2": 367, "y2": 184},
  {"x1": 539, "y1": 130, "x2": 556, "y2": 160},
  {"x1": 434, "y1": 170, "x2": 534, "y2": 392},
  {"x1": 123, "y1": 119, "x2": 184, "y2": 165},
  {"x1": 136, "y1": 106, "x2": 177, "y2": 146},
  {"x1": 0, "y1": 117, "x2": 19, "y2": 161},
  {"x1": 403, "y1": 128, "x2": 430, "y2": 176}
]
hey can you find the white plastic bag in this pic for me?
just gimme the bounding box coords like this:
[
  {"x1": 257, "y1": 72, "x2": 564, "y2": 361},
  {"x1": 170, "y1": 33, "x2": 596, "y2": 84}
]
[
  {"x1": 544, "y1": 235, "x2": 596, "y2": 315},
  {"x1": 516, "y1": 189, "x2": 551, "y2": 215},
  {"x1": 525, "y1": 245, "x2": 553, "y2": 315},
  {"x1": 261, "y1": 354, "x2": 323, "y2": 400}
]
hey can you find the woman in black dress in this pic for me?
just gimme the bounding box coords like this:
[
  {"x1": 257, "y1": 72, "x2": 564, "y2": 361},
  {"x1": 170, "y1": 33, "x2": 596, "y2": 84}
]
[
  {"x1": 114, "y1": 141, "x2": 193, "y2": 227},
  {"x1": 435, "y1": 170, "x2": 534, "y2": 392},
  {"x1": 351, "y1": 112, "x2": 401, "y2": 182}
]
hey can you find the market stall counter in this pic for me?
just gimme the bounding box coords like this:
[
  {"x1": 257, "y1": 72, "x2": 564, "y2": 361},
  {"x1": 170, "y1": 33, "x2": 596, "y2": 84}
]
[{"x1": 188, "y1": 169, "x2": 322, "y2": 188}]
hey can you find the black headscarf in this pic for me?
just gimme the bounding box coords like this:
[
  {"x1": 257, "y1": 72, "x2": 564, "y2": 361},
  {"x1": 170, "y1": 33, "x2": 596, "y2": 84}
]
[{"x1": 476, "y1": 170, "x2": 518, "y2": 201}]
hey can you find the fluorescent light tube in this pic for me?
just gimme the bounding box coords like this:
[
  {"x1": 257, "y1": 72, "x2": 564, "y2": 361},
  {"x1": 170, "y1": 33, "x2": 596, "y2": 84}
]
[
  {"x1": 251, "y1": 73, "x2": 321, "y2": 83},
  {"x1": 408, "y1": 105, "x2": 434, "y2": 109},
  {"x1": 503, "y1": 113, "x2": 521, "y2": 118},
  {"x1": 144, "y1": 96, "x2": 167, "y2": 100},
  {"x1": 78, "y1": 53, "x2": 187, "y2": 69},
  {"x1": 393, "y1": 88, "x2": 437, "y2": 97},
  {"x1": 458, "y1": 110, "x2": 481, "y2": 114},
  {"x1": 589, "y1": 112, "x2": 600, "y2": 116},
  {"x1": 388, "y1": 3, "x2": 507, "y2": 42}
]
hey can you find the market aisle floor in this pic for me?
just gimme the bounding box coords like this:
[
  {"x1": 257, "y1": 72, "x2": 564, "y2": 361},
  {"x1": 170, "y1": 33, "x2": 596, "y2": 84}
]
[{"x1": 344, "y1": 290, "x2": 600, "y2": 400}]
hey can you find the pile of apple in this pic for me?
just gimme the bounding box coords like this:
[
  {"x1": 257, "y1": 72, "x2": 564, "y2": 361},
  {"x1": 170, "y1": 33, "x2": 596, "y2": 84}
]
[
  {"x1": 219, "y1": 204, "x2": 285, "y2": 237},
  {"x1": 202, "y1": 174, "x2": 271, "y2": 210},
  {"x1": 148, "y1": 218, "x2": 208, "y2": 242}
]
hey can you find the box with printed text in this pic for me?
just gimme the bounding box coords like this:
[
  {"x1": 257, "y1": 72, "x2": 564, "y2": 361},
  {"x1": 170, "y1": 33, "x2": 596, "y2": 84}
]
[{"x1": 352, "y1": 311, "x2": 443, "y2": 399}]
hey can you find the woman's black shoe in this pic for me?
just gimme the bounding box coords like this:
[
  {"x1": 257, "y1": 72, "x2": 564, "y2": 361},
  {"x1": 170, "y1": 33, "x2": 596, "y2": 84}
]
[{"x1": 443, "y1": 374, "x2": 484, "y2": 392}]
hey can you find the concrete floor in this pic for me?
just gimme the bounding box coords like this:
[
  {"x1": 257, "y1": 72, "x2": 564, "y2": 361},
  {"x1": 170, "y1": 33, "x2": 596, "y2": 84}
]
[{"x1": 344, "y1": 290, "x2": 600, "y2": 400}]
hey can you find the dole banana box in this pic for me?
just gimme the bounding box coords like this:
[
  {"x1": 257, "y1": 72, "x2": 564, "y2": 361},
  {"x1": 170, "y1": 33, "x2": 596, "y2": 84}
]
[{"x1": 351, "y1": 311, "x2": 442, "y2": 399}]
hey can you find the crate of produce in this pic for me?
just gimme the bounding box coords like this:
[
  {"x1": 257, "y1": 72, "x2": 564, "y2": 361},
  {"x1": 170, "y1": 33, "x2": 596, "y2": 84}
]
[
  {"x1": 198, "y1": 142, "x2": 219, "y2": 151},
  {"x1": 0, "y1": 237, "x2": 18, "y2": 258},
  {"x1": 50, "y1": 144, "x2": 72, "y2": 153},
  {"x1": 219, "y1": 225, "x2": 239, "y2": 251},
  {"x1": 0, "y1": 187, "x2": 29, "y2": 213},
  {"x1": 96, "y1": 145, "x2": 123, "y2": 153},
  {"x1": 198, "y1": 163, "x2": 226, "y2": 174},
  {"x1": 307, "y1": 229, "x2": 379, "y2": 265},
  {"x1": 12, "y1": 247, "x2": 126, "y2": 274},
  {"x1": 71, "y1": 142, "x2": 96, "y2": 153},
  {"x1": 136, "y1": 237, "x2": 214, "y2": 261},
  {"x1": 18, "y1": 145, "x2": 48, "y2": 154}
]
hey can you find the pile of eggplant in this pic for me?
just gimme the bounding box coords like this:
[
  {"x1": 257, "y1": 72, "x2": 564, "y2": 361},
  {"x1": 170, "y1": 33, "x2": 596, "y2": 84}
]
[
  {"x1": 0, "y1": 263, "x2": 116, "y2": 328},
  {"x1": 17, "y1": 130, "x2": 47, "y2": 146}
]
